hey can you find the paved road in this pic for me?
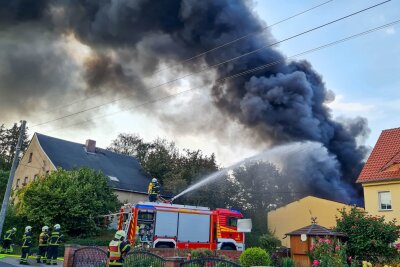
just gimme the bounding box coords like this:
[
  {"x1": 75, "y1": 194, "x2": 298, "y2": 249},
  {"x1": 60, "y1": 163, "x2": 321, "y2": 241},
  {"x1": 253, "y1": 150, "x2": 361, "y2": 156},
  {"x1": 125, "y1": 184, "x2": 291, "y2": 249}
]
[{"x1": 0, "y1": 256, "x2": 63, "y2": 267}]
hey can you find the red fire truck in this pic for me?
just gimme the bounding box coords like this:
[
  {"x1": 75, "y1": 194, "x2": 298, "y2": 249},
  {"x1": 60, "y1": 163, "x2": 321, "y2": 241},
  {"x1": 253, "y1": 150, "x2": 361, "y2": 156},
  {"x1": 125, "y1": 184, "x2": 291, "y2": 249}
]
[{"x1": 118, "y1": 202, "x2": 252, "y2": 251}]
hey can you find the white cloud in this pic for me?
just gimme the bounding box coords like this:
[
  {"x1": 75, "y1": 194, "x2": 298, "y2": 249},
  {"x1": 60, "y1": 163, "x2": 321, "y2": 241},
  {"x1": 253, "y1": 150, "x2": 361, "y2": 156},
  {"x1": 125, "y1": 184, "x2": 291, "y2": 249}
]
[{"x1": 326, "y1": 95, "x2": 375, "y2": 113}]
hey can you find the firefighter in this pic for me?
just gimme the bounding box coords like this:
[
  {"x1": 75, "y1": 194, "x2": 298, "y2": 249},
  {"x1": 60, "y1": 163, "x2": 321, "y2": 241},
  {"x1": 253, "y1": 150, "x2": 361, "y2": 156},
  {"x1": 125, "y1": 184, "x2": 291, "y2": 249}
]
[
  {"x1": 20, "y1": 226, "x2": 33, "y2": 265},
  {"x1": 108, "y1": 230, "x2": 131, "y2": 267},
  {"x1": 37, "y1": 226, "x2": 49, "y2": 263},
  {"x1": 1, "y1": 227, "x2": 16, "y2": 254},
  {"x1": 46, "y1": 224, "x2": 63, "y2": 265},
  {"x1": 148, "y1": 178, "x2": 161, "y2": 202}
]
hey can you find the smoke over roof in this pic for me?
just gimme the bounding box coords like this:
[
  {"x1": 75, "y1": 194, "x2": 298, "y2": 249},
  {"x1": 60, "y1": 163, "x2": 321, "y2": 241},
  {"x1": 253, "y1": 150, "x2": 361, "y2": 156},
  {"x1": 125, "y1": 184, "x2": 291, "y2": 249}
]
[{"x1": 0, "y1": 0, "x2": 369, "y2": 202}]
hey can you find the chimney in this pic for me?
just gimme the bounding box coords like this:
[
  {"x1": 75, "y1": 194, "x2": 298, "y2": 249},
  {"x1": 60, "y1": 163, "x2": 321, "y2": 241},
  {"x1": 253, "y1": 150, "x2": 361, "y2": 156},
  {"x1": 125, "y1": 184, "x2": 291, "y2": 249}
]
[{"x1": 85, "y1": 139, "x2": 96, "y2": 153}]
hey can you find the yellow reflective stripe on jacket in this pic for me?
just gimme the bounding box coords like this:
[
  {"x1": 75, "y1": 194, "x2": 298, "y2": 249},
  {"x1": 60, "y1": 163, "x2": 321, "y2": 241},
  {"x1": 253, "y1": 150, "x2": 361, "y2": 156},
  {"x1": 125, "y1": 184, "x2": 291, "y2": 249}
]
[
  {"x1": 109, "y1": 261, "x2": 123, "y2": 266},
  {"x1": 49, "y1": 231, "x2": 62, "y2": 245},
  {"x1": 121, "y1": 244, "x2": 130, "y2": 253},
  {"x1": 4, "y1": 230, "x2": 13, "y2": 240},
  {"x1": 22, "y1": 234, "x2": 32, "y2": 248}
]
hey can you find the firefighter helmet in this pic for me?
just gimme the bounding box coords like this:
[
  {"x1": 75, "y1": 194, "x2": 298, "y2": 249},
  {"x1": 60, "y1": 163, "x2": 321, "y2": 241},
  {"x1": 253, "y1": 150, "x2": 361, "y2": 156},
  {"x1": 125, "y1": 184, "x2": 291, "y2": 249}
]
[
  {"x1": 152, "y1": 178, "x2": 158, "y2": 183},
  {"x1": 42, "y1": 226, "x2": 49, "y2": 232},
  {"x1": 25, "y1": 226, "x2": 32, "y2": 232},
  {"x1": 54, "y1": 224, "x2": 61, "y2": 230},
  {"x1": 114, "y1": 230, "x2": 126, "y2": 240}
]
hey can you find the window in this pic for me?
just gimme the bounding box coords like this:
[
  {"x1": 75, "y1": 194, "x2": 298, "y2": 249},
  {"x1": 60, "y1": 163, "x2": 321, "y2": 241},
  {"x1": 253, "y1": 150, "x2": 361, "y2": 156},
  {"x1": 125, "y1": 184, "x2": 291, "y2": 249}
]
[
  {"x1": 379, "y1": 191, "x2": 392, "y2": 210},
  {"x1": 16, "y1": 178, "x2": 20, "y2": 188},
  {"x1": 28, "y1": 153, "x2": 33, "y2": 163},
  {"x1": 227, "y1": 217, "x2": 238, "y2": 227},
  {"x1": 23, "y1": 177, "x2": 28, "y2": 186}
]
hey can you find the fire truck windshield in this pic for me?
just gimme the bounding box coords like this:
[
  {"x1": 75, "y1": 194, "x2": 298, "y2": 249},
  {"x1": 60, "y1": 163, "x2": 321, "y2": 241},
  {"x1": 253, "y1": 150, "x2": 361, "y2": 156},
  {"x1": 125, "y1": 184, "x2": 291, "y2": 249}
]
[{"x1": 227, "y1": 217, "x2": 238, "y2": 227}]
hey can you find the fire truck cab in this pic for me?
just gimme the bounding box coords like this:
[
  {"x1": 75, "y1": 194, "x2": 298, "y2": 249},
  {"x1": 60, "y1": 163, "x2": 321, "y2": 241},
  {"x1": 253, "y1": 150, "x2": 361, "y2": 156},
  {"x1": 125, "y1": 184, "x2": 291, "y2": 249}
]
[{"x1": 118, "y1": 202, "x2": 251, "y2": 251}]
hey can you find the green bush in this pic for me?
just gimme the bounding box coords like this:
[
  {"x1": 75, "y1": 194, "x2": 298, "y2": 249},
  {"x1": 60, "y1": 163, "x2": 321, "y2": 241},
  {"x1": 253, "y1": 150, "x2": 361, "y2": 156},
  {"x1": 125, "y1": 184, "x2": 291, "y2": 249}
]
[
  {"x1": 16, "y1": 168, "x2": 120, "y2": 238},
  {"x1": 259, "y1": 233, "x2": 281, "y2": 253},
  {"x1": 335, "y1": 207, "x2": 400, "y2": 263},
  {"x1": 239, "y1": 247, "x2": 271, "y2": 267},
  {"x1": 190, "y1": 248, "x2": 214, "y2": 259},
  {"x1": 281, "y1": 257, "x2": 294, "y2": 267}
]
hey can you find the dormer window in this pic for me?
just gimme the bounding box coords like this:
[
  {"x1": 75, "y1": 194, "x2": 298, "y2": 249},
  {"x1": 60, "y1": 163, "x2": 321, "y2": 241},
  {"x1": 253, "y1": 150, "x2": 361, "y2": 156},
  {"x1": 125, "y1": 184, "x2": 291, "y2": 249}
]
[
  {"x1": 382, "y1": 163, "x2": 400, "y2": 172},
  {"x1": 108, "y1": 176, "x2": 119, "y2": 182}
]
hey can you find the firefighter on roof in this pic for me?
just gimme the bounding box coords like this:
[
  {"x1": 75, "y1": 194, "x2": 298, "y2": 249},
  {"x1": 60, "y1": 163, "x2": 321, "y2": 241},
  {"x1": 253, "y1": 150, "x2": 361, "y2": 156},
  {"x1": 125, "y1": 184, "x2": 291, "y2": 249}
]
[
  {"x1": 20, "y1": 226, "x2": 33, "y2": 265},
  {"x1": 1, "y1": 227, "x2": 16, "y2": 254},
  {"x1": 46, "y1": 224, "x2": 64, "y2": 265},
  {"x1": 148, "y1": 178, "x2": 161, "y2": 202},
  {"x1": 37, "y1": 226, "x2": 49, "y2": 263},
  {"x1": 108, "y1": 230, "x2": 131, "y2": 266}
]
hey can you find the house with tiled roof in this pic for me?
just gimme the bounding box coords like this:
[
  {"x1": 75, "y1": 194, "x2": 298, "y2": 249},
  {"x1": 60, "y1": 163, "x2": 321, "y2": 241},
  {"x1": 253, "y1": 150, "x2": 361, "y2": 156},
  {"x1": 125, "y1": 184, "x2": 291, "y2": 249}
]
[
  {"x1": 357, "y1": 127, "x2": 400, "y2": 221},
  {"x1": 13, "y1": 133, "x2": 150, "y2": 204}
]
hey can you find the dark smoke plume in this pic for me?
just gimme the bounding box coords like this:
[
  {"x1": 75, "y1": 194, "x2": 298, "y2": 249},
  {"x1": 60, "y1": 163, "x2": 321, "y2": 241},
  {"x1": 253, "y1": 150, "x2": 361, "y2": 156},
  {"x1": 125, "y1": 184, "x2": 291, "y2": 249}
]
[{"x1": 0, "y1": 0, "x2": 369, "y2": 202}]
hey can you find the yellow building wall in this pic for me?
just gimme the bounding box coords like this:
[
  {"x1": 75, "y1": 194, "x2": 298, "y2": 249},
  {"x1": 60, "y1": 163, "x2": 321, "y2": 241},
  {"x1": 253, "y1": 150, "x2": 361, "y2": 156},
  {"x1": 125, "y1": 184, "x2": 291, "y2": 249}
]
[
  {"x1": 363, "y1": 181, "x2": 400, "y2": 222},
  {"x1": 115, "y1": 190, "x2": 148, "y2": 204},
  {"x1": 13, "y1": 134, "x2": 56, "y2": 191},
  {"x1": 268, "y1": 196, "x2": 357, "y2": 248}
]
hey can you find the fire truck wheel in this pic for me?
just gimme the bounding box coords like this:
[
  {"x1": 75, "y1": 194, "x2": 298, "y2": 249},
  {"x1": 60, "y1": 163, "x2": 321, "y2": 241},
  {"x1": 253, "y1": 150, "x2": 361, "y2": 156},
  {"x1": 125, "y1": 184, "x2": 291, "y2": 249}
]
[{"x1": 221, "y1": 244, "x2": 236, "y2": 250}]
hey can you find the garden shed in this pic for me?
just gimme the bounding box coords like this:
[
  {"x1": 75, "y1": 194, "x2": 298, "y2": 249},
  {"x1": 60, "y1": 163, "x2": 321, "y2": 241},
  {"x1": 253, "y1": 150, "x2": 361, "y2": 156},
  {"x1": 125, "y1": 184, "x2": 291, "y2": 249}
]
[{"x1": 286, "y1": 223, "x2": 346, "y2": 267}]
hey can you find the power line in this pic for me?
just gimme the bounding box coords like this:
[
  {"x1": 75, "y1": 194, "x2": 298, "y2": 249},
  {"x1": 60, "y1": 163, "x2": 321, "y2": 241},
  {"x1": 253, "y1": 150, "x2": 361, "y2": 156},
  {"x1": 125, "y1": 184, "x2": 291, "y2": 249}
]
[
  {"x1": 154, "y1": 0, "x2": 335, "y2": 74},
  {"x1": 30, "y1": 0, "x2": 390, "y2": 129},
  {"x1": 36, "y1": 0, "x2": 335, "y2": 115},
  {"x1": 43, "y1": 19, "x2": 400, "y2": 134}
]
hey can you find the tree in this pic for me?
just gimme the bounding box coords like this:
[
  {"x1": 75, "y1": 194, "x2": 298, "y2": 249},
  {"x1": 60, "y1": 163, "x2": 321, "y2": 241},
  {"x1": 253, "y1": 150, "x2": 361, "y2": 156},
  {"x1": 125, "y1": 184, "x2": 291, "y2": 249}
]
[
  {"x1": 259, "y1": 233, "x2": 282, "y2": 254},
  {"x1": 335, "y1": 207, "x2": 400, "y2": 263},
  {"x1": 108, "y1": 133, "x2": 150, "y2": 163},
  {"x1": 0, "y1": 122, "x2": 29, "y2": 169},
  {"x1": 0, "y1": 169, "x2": 9, "y2": 202},
  {"x1": 222, "y1": 161, "x2": 297, "y2": 246},
  {"x1": 108, "y1": 134, "x2": 219, "y2": 196},
  {"x1": 16, "y1": 168, "x2": 120, "y2": 237}
]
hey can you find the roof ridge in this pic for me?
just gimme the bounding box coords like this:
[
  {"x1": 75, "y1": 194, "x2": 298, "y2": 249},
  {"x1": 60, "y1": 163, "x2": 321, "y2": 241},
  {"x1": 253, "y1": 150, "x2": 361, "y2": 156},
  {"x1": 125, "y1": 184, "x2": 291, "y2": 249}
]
[
  {"x1": 35, "y1": 132, "x2": 84, "y2": 147},
  {"x1": 35, "y1": 132, "x2": 137, "y2": 160},
  {"x1": 382, "y1": 127, "x2": 400, "y2": 132}
]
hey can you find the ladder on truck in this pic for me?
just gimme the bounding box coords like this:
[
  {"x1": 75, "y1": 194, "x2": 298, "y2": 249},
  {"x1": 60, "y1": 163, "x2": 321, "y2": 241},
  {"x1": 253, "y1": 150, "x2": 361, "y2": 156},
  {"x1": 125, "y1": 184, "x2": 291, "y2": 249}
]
[{"x1": 123, "y1": 212, "x2": 133, "y2": 237}]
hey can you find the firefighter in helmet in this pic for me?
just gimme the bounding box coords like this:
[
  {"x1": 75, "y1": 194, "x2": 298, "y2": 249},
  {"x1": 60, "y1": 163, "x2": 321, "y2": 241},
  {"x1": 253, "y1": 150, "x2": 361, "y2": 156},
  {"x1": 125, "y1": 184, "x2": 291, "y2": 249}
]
[
  {"x1": 148, "y1": 178, "x2": 161, "y2": 202},
  {"x1": 108, "y1": 230, "x2": 131, "y2": 266},
  {"x1": 37, "y1": 225, "x2": 49, "y2": 263},
  {"x1": 46, "y1": 224, "x2": 64, "y2": 265},
  {"x1": 1, "y1": 227, "x2": 16, "y2": 254},
  {"x1": 20, "y1": 226, "x2": 33, "y2": 265}
]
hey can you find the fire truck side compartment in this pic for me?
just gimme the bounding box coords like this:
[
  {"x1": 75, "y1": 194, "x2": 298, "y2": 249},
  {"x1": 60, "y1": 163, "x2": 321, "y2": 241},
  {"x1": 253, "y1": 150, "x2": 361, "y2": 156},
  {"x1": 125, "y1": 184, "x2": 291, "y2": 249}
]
[
  {"x1": 177, "y1": 213, "x2": 210, "y2": 242},
  {"x1": 155, "y1": 211, "x2": 178, "y2": 237}
]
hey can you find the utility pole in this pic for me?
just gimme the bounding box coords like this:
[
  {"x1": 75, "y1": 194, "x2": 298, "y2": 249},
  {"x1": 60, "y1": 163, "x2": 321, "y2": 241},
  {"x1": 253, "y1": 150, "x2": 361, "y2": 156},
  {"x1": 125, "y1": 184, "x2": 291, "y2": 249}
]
[{"x1": 0, "y1": 120, "x2": 26, "y2": 237}]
